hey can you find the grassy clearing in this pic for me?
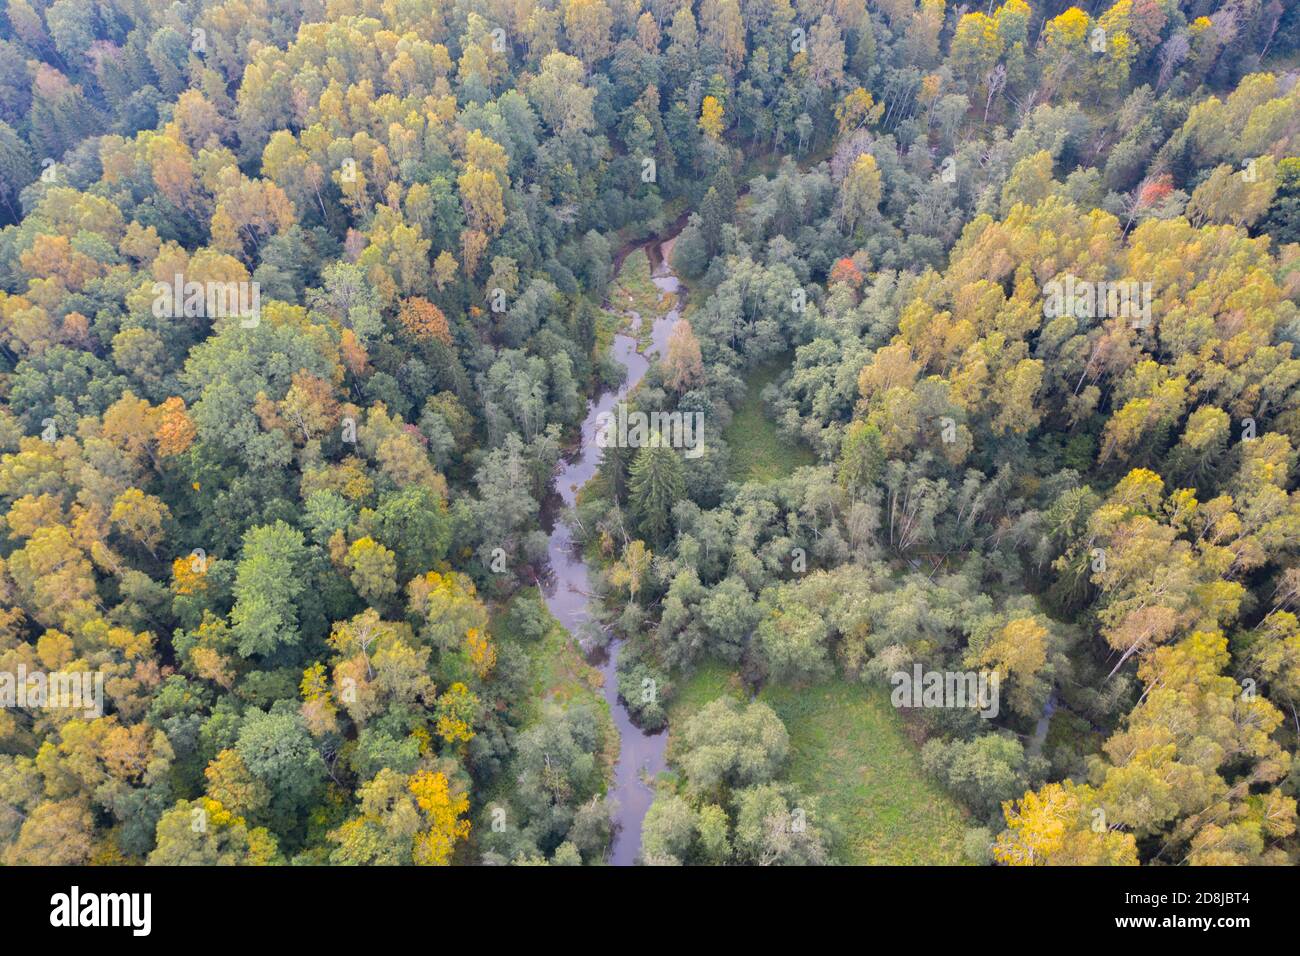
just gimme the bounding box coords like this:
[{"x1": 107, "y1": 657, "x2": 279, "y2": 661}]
[
  {"x1": 723, "y1": 357, "x2": 816, "y2": 483},
  {"x1": 593, "y1": 308, "x2": 622, "y2": 366},
  {"x1": 610, "y1": 248, "x2": 664, "y2": 321},
  {"x1": 607, "y1": 247, "x2": 678, "y2": 352},
  {"x1": 491, "y1": 596, "x2": 618, "y2": 780},
  {"x1": 524, "y1": 621, "x2": 605, "y2": 715},
  {"x1": 667, "y1": 664, "x2": 969, "y2": 865},
  {"x1": 759, "y1": 681, "x2": 969, "y2": 865}
]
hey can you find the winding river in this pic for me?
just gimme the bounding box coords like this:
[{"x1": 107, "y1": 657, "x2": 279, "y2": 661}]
[{"x1": 539, "y1": 234, "x2": 683, "y2": 865}]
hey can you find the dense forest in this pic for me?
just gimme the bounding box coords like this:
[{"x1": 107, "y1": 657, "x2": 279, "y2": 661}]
[{"x1": 0, "y1": 0, "x2": 1297, "y2": 867}]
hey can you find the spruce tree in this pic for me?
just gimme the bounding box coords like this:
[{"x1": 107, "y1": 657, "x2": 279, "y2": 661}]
[{"x1": 629, "y1": 434, "x2": 686, "y2": 544}]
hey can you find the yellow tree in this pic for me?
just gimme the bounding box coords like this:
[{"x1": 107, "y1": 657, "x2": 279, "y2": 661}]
[
  {"x1": 409, "y1": 770, "x2": 471, "y2": 865},
  {"x1": 464, "y1": 628, "x2": 497, "y2": 680},
  {"x1": 563, "y1": 0, "x2": 613, "y2": 66},
  {"x1": 608, "y1": 539, "x2": 651, "y2": 608},
  {"x1": 209, "y1": 172, "x2": 296, "y2": 261},
  {"x1": 1041, "y1": 7, "x2": 1091, "y2": 98},
  {"x1": 950, "y1": 12, "x2": 1004, "y2": 85},
  {"x1": 839, "y1": 153, "x2": 882, "y2": 233},
  {"x1": 994, "y1": 781, "x2": 1138, "y2": 865},
  {"x1": 967, "y1": 615, "x2": 1049, "y2": 718},
  {"x1": 664, "y1": 320, "x2": 704, "y2": 393},
  {"x1": 397, "y1": 296, "x2": 452, "y2": 345},
  {"x1": 109, "y1": 488, "x2": 171, "y2": 557},
  {"x1": 344, "y1": 537, "x2": 398, "y2": 605},
  {"x1": 698, "y1": 95, "x2": 724, "y2": 140},
  {"x1": 433, "y1": 250, "x2": 458, "y2": 291},
  {"x1": 835, "y1": 88, "x2": 883, "y2": 136},
  {"x1": 434, "y1": 681, "x2": 479, "y2": 745},
  {"x1": 458, "y1": 163, "x2": 505, "y2": 238},
  {"x1": 408, "y1": 570, "x2": 490, "y2": 651},
  {"x1": 155, "y1": 397, "x2": 197, "y2": 457}
]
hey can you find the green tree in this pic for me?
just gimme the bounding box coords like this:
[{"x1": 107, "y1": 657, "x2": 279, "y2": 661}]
[
  {"x1": 230, "y1": 522, "x2": 312, "y2": 657},
  {"x1": 678, "y1": 698, "x2": 789, "y2": 798},
  {"x1": 629, "y1": 438, "x2": 685, "y2": 544}
]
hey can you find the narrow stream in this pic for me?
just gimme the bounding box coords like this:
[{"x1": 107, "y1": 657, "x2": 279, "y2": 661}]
[{"x1": 539, "y1": 236, "x2": 683, "y2": 865}]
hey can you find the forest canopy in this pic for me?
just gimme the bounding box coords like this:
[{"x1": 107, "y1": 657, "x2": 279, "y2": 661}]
[{"x1": 0, "y1": 0, "x2": 1297, "y2": 868}]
